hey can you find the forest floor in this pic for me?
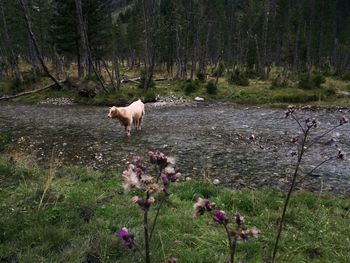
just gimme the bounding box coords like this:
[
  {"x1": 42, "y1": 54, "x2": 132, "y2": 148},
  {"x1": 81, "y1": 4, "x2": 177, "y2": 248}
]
[
  {"x1": 1, "y1": 69, "x2": 350, "y2": 109},
  {"x1": 0, "y1": 148, "x2": 349, "y2": 263}
]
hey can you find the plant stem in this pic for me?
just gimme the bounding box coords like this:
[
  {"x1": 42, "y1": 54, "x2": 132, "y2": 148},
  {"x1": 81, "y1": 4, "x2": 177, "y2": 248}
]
[
  {"x1": 271, "y1": 129, "x2": 308, "y2": 263},
  {"x1": 144, "y1": 193, "x2": 151, "y2": 263},
  {"x1": 149, "y1": 193, "x2": 167, "y2": 242},
  {"x1": 224, "y1": 223, "x2": 236, "y2": 263}
]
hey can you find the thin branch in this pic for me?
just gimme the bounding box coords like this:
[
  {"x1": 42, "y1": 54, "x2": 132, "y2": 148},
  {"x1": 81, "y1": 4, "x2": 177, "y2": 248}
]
[{"x1": 149, "y1": 193, "x2": 167, "y2": 242}]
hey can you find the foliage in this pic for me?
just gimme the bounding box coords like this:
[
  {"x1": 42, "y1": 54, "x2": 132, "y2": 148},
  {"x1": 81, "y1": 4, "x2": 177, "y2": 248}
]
[
  {"x1": 196, "y1": 71, "x2": 206, "y2": 82},
  {"x1": 298, "y1": 73, "x2": 326, "y2": 89},
  {"x1": 206, "y1": 81, "x2": 217, "y2": 95},
  {"x1": 183, "y1": 81, "x2": 199, "y2": 95},
  {"x1": 228, "y1": 69, "x2": 250, "y2": 87}
]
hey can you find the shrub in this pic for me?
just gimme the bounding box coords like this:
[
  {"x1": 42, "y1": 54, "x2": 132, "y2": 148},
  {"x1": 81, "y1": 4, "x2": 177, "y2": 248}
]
[
  {"x1": 271, "y1": 74, "x2": 290, "y2": 89},
  {"x1": 228, "y1": 68, "x2": 250, "y2": 86},
  {"x1": 196, "y1": 71, "x2": 206, "y2": 82},
  {"x1": 142, "y1": 89, "x2": 157, "y2": 103},
  {"x1": 206, "y1": 81, "x2": 217, "y2": 95},
  {"x1": 299, "y1": 72, "x2": 326, "y2": 89},
  {"x1": 341, "y1": 72, "x2": 350, "y2": 81},
  {"x1": 138, "y1": 70, "x2": 156, "y2": 89},
  {"x1": 183, "y1": 81, "x2": 198, "y2": 95}
]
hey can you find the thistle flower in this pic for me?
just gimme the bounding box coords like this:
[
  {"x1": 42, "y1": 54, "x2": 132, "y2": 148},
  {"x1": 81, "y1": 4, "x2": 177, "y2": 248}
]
[
  {"x1": 122, "y1": 167, "x2": 141, "y2": 192},
  {"x1": 133, "y1": 156, "x2": 145, "y2": 171},
  {"x1": 213, "y1": 210, "x2": 228, "y2": 225},
  {"x1": 247, "y1": 227, "x2": 260, "y2": 238},
  {"x1": 117, "y1": 227, "x2": 135, "y2": 249},
  {"x1": 285, "y1": 105, "x2": 296, "y2": 117},
  {"x1": 140, "y1": 174, "x2": 154, "y2": 184},
  {"x1": 340, "y1": 116, "x2": 348, "y2": 125},
  {"x1": 337, "y1": 149, "x2": 345, "y2": 160},
  {"x1": 146, "y1": 196, "x2": 155, "y2": 206},
  {"x1": 193, "y1": 197, "x2": 216, "y2": 218},
  {"x1": 164, "y1": 166, "x2": 176, "y2": 175},
  {"x1": 147, "y1": 183, "x2": 160, "y2": 194},
  {"x1": 305, "y1": 117, "x2": 319, "y2": 128},
  {"x1": 168, "y1": 257, "x2": 177, "y2": 263},
  {"x1": 235, "y1": 213, "x2": 245, "y2": 226},
  {"x1": 149, "y1": 150, "x2": 168, "y2": 166}
]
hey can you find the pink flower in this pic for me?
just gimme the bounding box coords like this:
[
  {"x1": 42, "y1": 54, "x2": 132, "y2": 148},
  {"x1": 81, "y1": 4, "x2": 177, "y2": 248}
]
[
  {"x1": 340, "y1": 116, "x2": 348, "y2": 125},
  {"x1": 213, "y1": 210, "x2": 228, "y2": 224},
  {"x1": 122, "y1": 167, "x2": 141, "y2": 192},
  {"x1": 235, "y1": 213, "x2": 245, "y2": 226},
  {"x1": 117, "y1": 227, "x2": 135, "y2": 249},
  {"x1": 193, "y1": 197, "x2": 216, "y2": 218}
]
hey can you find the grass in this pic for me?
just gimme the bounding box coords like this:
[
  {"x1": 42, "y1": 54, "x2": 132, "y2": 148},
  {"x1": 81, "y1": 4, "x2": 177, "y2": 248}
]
[{"x1": 0, "y1": 154, "x2": 349, "y2": 263}]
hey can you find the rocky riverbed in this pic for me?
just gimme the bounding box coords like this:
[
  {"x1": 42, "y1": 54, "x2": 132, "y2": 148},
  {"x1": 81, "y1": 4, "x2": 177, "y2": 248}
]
[{"x1": 0, "y1": 102, "x2": 349, "y2": 195}]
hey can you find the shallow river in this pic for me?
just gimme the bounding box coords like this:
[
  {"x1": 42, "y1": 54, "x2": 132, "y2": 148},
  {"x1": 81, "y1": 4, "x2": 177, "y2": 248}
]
[{"x1": 0, "y1": 102, "x2": 349, "y2": 195}]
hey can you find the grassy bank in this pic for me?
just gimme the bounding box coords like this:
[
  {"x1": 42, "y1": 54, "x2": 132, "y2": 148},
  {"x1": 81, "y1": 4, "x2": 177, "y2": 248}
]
[
  {"x1": 1, "y1": 72, "x2": 350, "y2": 108},
  {"x1": 0, "y1": 154, "x2": 349, "y2": 262}
]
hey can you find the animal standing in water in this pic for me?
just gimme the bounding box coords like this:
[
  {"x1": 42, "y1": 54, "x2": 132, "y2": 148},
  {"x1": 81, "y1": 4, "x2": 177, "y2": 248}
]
[{"x1": 108, "y1": 99, "x2": 145, "y2": 136}]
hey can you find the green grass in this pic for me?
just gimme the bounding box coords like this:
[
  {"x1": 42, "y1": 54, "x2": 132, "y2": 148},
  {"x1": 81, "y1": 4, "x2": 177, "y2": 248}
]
[{"x1": 0, "y1": 155, "x2": 349, "y2": 262}]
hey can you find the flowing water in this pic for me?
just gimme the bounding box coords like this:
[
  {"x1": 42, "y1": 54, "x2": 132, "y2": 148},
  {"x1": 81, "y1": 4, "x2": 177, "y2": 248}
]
[{"x1": 0, "y1": 102, "x2": 349, "y2": 195}]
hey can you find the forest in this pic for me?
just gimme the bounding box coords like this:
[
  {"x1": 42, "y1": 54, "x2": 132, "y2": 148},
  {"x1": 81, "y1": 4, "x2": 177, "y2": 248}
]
[{"x1": 1, "y1": 0, "x2": 350, "y2": 93}]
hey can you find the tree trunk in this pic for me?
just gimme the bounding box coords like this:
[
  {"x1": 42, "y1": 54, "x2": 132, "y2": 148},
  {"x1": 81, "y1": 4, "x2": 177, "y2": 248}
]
[
  {"x1": 18, "y1": 0, "x2": 62, "y2": 89},
  {"x1": 74, "y1": 0, "x2": 89, "y2": 79},
  {"x1": 1, "y1": 0, "x2": 23, "y2": 82}
]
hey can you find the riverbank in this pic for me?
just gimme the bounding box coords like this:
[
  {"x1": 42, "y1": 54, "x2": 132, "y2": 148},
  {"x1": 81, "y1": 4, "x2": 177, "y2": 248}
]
[
  {"x1": 0, "y1": 154, "x2": 349, "y2": 262},
  {"x1": 1, "y1": 75, "x2": 350, "y2": 109}
]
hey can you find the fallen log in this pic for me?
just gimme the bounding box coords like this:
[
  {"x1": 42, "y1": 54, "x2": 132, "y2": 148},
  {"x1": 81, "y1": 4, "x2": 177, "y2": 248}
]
[
  {"x1": 0, "y1": 80, "x2": 67, "y2": 101},
  {"x1": 120, "y1": 76, "x2": 167, "y2": 84}
]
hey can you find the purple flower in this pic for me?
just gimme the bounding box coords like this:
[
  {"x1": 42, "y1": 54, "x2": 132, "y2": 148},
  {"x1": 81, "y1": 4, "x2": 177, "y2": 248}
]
[
  {"x1": 337, "y1": 149, "x2": 345, "y2": 160},
  {"x1": 117, "y1": 227, "x2": 135, "y2": 249},
  {"x1": 133, "y1": 156, "x2": 145, "y2": 171},
  {"x1": 168, "y1": 257, "x2": 177, "y2": 263},
  {"x1": 285, "y1": 105, "x2": 296, "y2": 117},
  {"x1": 213, "y1": 210, "x2": 228, "y2": 224},
  {"x1": 235, "y1": 213, "x2": 245, "y2": 226},
  {"x1": 149, "y1": 150, "x2": 168, "y2": 167},
  {"x1": 340, "y1": 116, "x2": 348, "y2": 125},
  {"x1": 193, "y1": 197, "x2": 216, "y2": 218}
]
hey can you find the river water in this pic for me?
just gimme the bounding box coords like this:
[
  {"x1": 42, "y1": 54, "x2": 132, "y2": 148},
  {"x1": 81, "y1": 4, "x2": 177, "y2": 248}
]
[{"x1": 0, "y1": 102, "x2": 349, "y2": 195}]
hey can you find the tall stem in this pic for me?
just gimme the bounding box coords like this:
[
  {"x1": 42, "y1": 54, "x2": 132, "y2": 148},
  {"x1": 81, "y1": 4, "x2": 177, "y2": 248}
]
[
  {"x1": 224, "y1": 224, "x2": 236, "y2": 263},
  {"x1": 149, "y1": 193, "x2": 167, "y2": 242},
  {"x1": 144, "y1": 193, "x2": 151, "y2": 263},
  {"x1": 271, "y1": 129, "x2": 308, "y2": 263}
]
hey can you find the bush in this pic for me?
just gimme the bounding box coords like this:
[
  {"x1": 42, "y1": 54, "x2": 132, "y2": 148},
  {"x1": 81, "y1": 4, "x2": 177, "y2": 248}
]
[
  {"x1": 228, "y1": 68, "x2": 250, "y2": 86},
  {"x1": 138, "y1": 71, "x2": 156, "y2": 89},
  {"x1": 341, "y1": 72, "x2": 350, "y2": 81},
  {"x1": 142, "y1": 89, "x2": 157, "y2": 103},
  {"x1": 196, "y1": 71, "x2": 206, "y2": 82},
  {"x1": 183, "y1": 81, "x2": 198, "y2": 95},
  {"x1": 271, "y1": 74, "x2": 290, "y2": 89},
  {"x1": 298, "y1": 72, "x2": 326, "y2": 89},
  {"x1": 206, "y1": 81, "x2": 217, "y2": 95}
]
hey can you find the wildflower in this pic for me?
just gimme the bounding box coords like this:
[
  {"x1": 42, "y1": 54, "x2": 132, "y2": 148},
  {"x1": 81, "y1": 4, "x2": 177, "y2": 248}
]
[
  {"x1": 340, "y1": 116, "x2": 348, "y2": 125},
  {"x1": 166, "y1": 156, "x2": 176, "y2": 165},
  {"x1": 149, "y1": 150, "x2": 168, "y2": 167},
  {"x1": 147, "y1": 183, "x2": 160, "y2": 194},
  {"x1": 193, "y1": 197, "x2": 216, "y2": 218},
  {"x1": 164, "y1": 166, "x2": 176, "y2": 175},
  {"x1": 140, "y1": 174, "x2": 154, "y2": 184},
  {"x1": 285, "y1": 105, "x2": 296, "y2": 117},
  {"x1": 213, "y1": 210, "x2": 228, "y2": 225},
  {"x1": 170, "y1": 172, "x2": 182, "y2": 182},
  {"x1": 247, "y1": 227, "x2": 260, "y2": 238},
  {"x1": 305, "y1": 117, "x2": 319, "y2": 128},
  {"x1": 337, "y1": 149, "x2": 345, "y2": 160},
  {"x1": 146, "y1": 196, "x2": 155, "y2": 206},
  {"x1": 122, "y1": 167, "x2": 141, "y2": 192},
  {"x1": 235, "y1": 213, "x2": 245, "y2": 226},
  {"x1": 117, "y1": 227, "x2": 135, "y2": 249},
  {"x1": 168, "y1": 258, "x2": 177, "y2": 263},
  {"x1": 133, "y1": 156, "x2": 145, "y2": 171}
]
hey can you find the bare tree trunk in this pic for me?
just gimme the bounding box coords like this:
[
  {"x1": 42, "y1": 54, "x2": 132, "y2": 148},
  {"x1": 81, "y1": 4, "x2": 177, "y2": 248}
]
[
  {"x1": 102, "y1": 60, "x2": 117, "y2": 91},
  {"x1": 142, "y1": 0, "x2": 156, "y2": 89},
  {"x1": 74, "y1": 0, "x2": 89, "y2": 79},
  {"x1": 1, "y1": 0, "x2": 23, "y2": 82},
  {"x1": 74, "y1": 0, "x2": 108, "y2": 93},
  {"x1": 112, "y1": 57, "x2": 121, "y2": 90},
  {"x1": 176, "y1": 28, "x2": 182, "y2": 80},
  {"x1": 18, "y1": 0, "x2": 62, "y2": 89}
]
